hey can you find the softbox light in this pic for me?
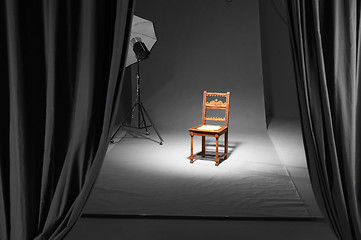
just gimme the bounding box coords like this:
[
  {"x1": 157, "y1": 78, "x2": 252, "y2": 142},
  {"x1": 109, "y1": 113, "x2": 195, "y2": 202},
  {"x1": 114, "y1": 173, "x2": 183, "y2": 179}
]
[{"x1": 126, "y1": 15, "x2": 157, "y2": 67}]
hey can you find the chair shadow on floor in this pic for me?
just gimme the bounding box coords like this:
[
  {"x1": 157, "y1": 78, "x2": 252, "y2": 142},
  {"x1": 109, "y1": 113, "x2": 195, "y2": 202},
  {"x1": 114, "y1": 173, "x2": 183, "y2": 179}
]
[{"x1": 187, "y1": 140, "x2": 241, "y2": 165}]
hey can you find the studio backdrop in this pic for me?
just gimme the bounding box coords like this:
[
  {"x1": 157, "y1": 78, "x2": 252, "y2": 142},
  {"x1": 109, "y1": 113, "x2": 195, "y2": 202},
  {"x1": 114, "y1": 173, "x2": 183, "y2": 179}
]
[{"x1": 0, "y1": 0, "x2": 134, "y2": 239}]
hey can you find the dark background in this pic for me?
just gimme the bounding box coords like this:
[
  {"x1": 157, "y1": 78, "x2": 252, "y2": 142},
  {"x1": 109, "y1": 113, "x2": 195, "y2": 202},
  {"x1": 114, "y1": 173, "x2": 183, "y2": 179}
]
[
  {"x1": 259, "y1": 0, "x2": 299, "y2": 123},
  {"x1": 116, "y1": 0, "x2": 299, "y2": 135}
]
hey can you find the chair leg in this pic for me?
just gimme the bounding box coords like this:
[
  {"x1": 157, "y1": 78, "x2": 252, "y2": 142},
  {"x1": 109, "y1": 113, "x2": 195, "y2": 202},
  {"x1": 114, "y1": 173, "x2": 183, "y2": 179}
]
[
  {"x1": 202, "y1": 136, "x2": 205, "y2": 157},
  {"x1": 190, "y1": 134, "x2": 194, "y2": 163},
  {"x1": 215, "y1": 135, "x2": 219, "y2": 166},
  {"x1": 225, "y1": 131, "x2": 228, "y2": 159}
]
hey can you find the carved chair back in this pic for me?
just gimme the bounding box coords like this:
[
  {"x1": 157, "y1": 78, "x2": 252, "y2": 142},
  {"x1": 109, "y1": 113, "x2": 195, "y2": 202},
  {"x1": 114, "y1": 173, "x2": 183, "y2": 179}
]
[{"x1": 201, "y1": 91, "x2": 230, "y2": 127}]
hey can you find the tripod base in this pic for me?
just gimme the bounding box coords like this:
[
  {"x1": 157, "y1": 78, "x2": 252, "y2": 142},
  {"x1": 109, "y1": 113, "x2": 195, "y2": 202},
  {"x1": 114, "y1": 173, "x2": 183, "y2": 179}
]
[{"x1": 110, "y1": 101, "x2": 164, "y2": 145}]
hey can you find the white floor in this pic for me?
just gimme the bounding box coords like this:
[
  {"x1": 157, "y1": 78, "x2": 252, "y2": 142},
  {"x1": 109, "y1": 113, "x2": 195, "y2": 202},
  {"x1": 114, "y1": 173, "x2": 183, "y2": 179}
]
[
  {"x1": 267, "y1": 118, "x2": 322, "y2": 217},
  {"x1": 84, "y1": 119, "x2": 311, "y2": 217},
  {"x1": 65, "y1": 118, "x2": 337, "y2": 240}
]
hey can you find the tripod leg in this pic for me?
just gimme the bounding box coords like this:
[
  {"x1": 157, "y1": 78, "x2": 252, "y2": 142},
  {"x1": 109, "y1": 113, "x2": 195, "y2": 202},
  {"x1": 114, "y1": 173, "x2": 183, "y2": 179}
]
[
  {"x1": 139, "y1": 103, "x2": 150, "y2": 135},
  {"x1": 140, "y1": 103, "x2": 164, "y2": 145},
  {"x1": 138, "y1": 102, "x2": 141, "y2": 129},
  {"x1": 126, "y1": 102, "x2": 138, "y2": 125},
  {"x1": 110, "y1": 102, "x2": 137, "y2": 143}
]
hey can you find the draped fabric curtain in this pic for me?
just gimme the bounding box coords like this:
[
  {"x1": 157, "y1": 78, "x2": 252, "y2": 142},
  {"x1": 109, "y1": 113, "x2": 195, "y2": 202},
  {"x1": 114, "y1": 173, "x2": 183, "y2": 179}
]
[
  {"x1": 286, "y1": 0, "x2": 361, "y2": 239},
  {"x1": 0, "y1": 0, "x2": 134, "y2": 239}
]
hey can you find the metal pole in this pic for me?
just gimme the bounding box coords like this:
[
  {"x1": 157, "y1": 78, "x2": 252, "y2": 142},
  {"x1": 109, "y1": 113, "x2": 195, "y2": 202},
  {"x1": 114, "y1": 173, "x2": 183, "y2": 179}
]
[{"x1": 137, "y1": 60, "x2": 141, "y2": 128}]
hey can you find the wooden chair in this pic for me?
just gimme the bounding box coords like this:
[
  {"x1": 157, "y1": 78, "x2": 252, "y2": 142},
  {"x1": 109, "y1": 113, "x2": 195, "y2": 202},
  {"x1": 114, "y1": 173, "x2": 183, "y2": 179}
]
[{"x1": 188, "y1": 91, "x2": 230, "y2": 166}]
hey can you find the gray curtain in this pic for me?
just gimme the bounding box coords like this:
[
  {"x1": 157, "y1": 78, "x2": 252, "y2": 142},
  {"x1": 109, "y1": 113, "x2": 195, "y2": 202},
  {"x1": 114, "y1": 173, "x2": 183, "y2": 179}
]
[
  {"x1": 0, "y1": 0, "x2": 134, "y2": 239},
  {"x1": 286, "y1": 0, "x2": 361, "y2": 239}
]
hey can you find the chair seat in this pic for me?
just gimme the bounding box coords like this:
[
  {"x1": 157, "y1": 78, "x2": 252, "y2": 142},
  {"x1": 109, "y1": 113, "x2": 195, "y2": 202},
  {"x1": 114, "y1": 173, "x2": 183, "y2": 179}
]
[{"x1": 188, "y1": 125, "x2": 228, "y2": 135}]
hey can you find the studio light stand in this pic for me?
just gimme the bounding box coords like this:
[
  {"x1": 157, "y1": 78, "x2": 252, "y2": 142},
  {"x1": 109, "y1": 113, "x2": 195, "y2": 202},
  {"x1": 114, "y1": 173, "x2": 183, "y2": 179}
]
[{"x1": 110, "y1": 40, "x2": 164, "y2": 145}]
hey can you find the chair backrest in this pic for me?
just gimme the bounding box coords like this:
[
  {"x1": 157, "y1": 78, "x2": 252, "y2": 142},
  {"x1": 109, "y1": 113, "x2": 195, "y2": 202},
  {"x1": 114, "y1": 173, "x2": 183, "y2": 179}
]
[{"x1": 201, "y1": 91, "x2": 231, "y2": 126}]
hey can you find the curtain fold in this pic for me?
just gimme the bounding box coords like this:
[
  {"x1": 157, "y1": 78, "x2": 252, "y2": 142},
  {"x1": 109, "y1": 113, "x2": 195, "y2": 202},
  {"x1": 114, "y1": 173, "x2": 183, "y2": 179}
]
[
  {"x1": 0, "y1": 0, "x2": 10, "y2": 239},
  {"x1": 0, "y1": 0, "x2": 134, "y2": 239},
  {"x1": 286, "y1": 0, "x2": 361, "y2": 239}
]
